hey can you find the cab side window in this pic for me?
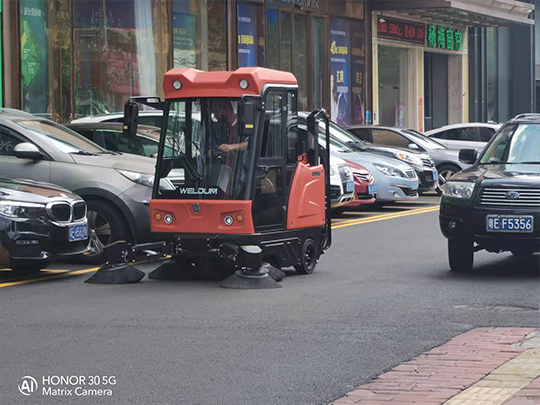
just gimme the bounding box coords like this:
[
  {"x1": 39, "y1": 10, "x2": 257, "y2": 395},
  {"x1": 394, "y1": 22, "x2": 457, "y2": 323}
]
[
  {"x1": 286, "y1": 91, "x2": 298, "y2": 164},
  {"x1": 371, "y1": 130, "x2": 410, "y2": 148},
  {"x1": 431, "y1": 131, "x2": 448, "y2": 140},
  {"x1": 446, "y1": 128, "x2": 477, "y2": 141},
  {"x1": 261, "y1": 91, "x2": 283, "y2": 158},
  {"x1": 0, "y1": 127, "x2": 25, "y2": 156}
]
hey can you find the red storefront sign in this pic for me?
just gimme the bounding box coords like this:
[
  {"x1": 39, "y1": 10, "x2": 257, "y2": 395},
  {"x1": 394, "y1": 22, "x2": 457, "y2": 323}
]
[{"x1": 377, "y1": 17, "x2": 425, "y2": 45}]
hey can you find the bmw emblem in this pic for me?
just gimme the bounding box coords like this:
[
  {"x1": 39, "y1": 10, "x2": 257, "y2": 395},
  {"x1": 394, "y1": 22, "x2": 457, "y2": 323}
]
[
  {"x1": 505, "y1": 191, "x2": 520, "y2": 200},
  {"x1": 192, "y1": 203, "x2": 200, "y2": 213}
]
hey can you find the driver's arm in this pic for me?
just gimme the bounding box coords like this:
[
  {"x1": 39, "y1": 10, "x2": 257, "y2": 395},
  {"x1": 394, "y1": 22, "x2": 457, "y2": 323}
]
[{"x1": 219, "y1": 141, "x2": 248, "y2": 152}]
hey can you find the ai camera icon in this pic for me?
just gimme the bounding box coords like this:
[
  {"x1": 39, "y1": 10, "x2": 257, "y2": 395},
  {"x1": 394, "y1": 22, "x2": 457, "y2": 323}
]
[{"x1": 18, "y1": 376, "x2": 38, "y2": 396}]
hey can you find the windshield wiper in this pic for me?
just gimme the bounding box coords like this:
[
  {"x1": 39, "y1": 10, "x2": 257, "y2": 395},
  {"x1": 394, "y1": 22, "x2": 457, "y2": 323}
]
[{"x1": 69, "y1": 150, "x2": 95, "y2": 156}]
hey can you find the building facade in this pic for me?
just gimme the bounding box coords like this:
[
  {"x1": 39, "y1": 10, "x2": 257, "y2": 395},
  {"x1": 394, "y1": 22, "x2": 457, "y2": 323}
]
[{"x1": 1, "y1": 0, "x2": 368, "y2": 125}]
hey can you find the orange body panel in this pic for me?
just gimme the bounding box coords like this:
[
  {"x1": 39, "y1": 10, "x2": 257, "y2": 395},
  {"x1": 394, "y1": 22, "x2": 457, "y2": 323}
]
[
  {"x1": 287, "y1": 163, "x2": 326, "y2": 230},
  {"x1": 163, "y1": 67, "x2": 298, "y2": 99},
  {"x1": 150, "y1": 200, "x2": 255, "y2": 235}
]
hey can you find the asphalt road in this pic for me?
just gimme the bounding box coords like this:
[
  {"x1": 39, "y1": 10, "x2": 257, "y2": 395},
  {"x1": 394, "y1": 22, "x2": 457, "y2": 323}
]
[{"x1": 1, "y1": 196, "x2": 539, "y2": 405}]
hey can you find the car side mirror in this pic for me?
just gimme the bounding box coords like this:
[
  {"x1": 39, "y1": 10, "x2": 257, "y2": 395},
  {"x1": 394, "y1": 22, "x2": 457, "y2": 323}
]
[
  {"x1": 459, "y1": 149, "x2": 478, "y2": 165},
  {"x1": 13, "y1": 143, "x2": 42, "y2": 160},
  {"x1": 408, "y1": 143, "x2": 419, "y2": 150}
]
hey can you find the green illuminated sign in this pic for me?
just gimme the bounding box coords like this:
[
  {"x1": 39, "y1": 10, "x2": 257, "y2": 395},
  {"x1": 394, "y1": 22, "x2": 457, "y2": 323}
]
[{"x1": 427, "y1": 25, "x2": 462, "y2": 51}]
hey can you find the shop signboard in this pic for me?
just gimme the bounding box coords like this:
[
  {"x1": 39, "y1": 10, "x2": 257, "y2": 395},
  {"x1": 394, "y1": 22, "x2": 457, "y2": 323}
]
[
  {"x1": 377, "y1": 17, "x2": 425, "y2": 45},
  {"x1": 173, "y1": 12, "x2": 198, "y2": 68},
  {"x1": 20, "y1": 0, "x2": 48, "y2": 113},
  {"x1": 330, "y1": 19, "x2": 350, "y2": 126},
  {"x1": 238, "y1": 3, "x2": 257, "y2": 67},
  {"x1": 273, "y1": 0, "x2": 319, "y2": 8},
  {"x1": 427, "y1": 25, "x2": 463, "y2": 51}
]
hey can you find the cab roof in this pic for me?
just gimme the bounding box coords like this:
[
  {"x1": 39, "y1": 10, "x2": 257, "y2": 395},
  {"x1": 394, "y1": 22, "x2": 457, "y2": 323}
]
[{"x1": 163, "y1": 67, "x2": 298, "y2": 99}]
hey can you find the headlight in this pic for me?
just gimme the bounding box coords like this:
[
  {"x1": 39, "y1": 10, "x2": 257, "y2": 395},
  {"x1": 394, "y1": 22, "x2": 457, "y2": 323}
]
[
  {"x1": 117, "y1": 169, "x2": 155, "y2": 188},
  {"x1": 394, "y1": 152, "x2": 422, "y2": 166},
  {"x1": 0, "y1": 201, "x2": 45, "y2": 218},
  {"x1": 373, "y1": 163, "x2": 406, "y2": 178},
  {"x1": 442, "y1": 181, "x2": 475, "y2": 199}
]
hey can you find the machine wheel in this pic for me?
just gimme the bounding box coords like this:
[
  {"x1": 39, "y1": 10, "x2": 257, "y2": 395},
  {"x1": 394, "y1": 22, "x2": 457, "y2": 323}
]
[
  {"x1": 436, "y1": 165, "x2": 460, "y2": 195},
  {"x1": 81, "y1": 200, "x2": 128, "y2": 264},
  {"x1": 294, "y1": 238, "x2": 318, "y2": 275},
  {"x1": 448, "y1": 238, "x2": 474, "y2": 272}
]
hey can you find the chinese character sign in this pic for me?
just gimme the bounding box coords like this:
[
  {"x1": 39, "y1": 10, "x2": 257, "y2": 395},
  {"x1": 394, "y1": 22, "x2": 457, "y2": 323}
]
[
  {"x1": 330, "y1": 18, "x2": 351, "y2": 125},
  {"x1": 377, "y1": 17, "x2": 425, "y2": 45},
  {"x1": 427, "y1": 25, "x2": 462, "y2": 51},
  {"x1": 238, "y1": 3, "x2": 257, "y2": 67},
  {"x1": 351, "y1": 25, "x2": 365, "y2": 124}
]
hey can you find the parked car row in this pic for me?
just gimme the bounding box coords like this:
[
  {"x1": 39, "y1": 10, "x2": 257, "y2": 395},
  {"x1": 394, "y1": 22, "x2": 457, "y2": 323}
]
[{"x1": 0, "y1": 105, "x2": 515, "y2": 274}]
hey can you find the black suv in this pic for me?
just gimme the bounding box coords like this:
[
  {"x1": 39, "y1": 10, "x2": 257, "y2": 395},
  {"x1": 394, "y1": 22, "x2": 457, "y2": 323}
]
[
  {"x1": 0, "y1": 177, "x2": 90, "y2": 273},
  {"x1": 440, "y1": 114, "x2": 540, "y2": 271}
]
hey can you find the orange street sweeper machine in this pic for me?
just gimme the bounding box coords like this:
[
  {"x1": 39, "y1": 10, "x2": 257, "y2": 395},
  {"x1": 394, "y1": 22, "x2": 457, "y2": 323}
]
[{"x1": 86, "y1": 67, "x2": 332, "y2": 289}]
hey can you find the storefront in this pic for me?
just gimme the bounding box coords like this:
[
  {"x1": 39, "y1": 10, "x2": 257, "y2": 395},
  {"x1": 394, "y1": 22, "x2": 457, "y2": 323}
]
[
  {"x1": 373, "y1": 15, "x2": 467, "y2": 131},
  {"x1": 2, "y1": 0, "x2": 367, "y2": 125},
  {"x1": 371, "y1": 0, "x2": 534, "y2": 130}
]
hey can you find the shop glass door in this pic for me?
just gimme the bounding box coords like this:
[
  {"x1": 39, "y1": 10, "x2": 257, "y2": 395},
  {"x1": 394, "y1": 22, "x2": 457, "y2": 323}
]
[{"x1": 378, "y1": 46, "x2": 409, "y2": 127}]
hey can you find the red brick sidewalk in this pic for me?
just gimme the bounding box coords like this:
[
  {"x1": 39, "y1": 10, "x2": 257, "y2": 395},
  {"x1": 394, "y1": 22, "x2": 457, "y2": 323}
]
[{"x1": 331, "y1": 328, "x2": 540, "y2": 405}]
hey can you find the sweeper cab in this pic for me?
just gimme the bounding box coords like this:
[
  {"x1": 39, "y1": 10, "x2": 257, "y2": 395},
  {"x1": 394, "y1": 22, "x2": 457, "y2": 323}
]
[{"x1": 87, "y1": 67, "x2": 331, "y2": 289}]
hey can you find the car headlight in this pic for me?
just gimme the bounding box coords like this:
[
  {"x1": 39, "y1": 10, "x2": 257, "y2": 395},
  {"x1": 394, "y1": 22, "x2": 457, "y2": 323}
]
[
  {"x1": 373, "y1": 163, "x2": 406, "y2": 178},
  {"x1": 394, "y1": 152, "x2": 422, "y2": 166},
  {"x1": 442, "y1": 181, "x2": 475, "y2": 199},
  {"x1": 117, "y1": 169, "x2": 155, "y2": 188},
  {"x1": 0, "y1": 201, "x2": 46, "y2": 218}
]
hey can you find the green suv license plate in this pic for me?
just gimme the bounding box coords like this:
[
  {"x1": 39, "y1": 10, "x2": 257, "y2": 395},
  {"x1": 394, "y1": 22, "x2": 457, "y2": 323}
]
[{"x1": 486, "y1": 215, "x2": 534, "y2": 233}]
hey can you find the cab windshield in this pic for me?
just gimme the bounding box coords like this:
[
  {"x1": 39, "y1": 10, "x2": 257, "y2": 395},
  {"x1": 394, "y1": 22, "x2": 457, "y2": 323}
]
[
  {"x1": 480, "y1": 124, "x2": 540, "y2": 164},
  {"x1": 156, "y1": 98, "x2": 254, "y2": 200}
]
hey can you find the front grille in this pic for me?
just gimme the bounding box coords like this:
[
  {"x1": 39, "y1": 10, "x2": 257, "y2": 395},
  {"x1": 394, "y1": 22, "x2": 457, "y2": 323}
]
[
  {"x1": 478, "y1": 188, "x2": 540, "y2": 208},
  {"x1": 400, "y1": 188, "x2": 418, "y2": 197},
  {"x1": 73, "y1": 202, "x2": 86, "y2": 221},
  {"x1": 405, "y1": 170, "x2": 417, "y2": 179},
  {"x1": 50, "y1": 203, "x2": 71, "y2": 222},
  {"x1": 356, "y1": 193, "x2": 374, "y2": 200},
  {"x1": 330, "y1": 185, "x2": 341, "y2": 200},
  {"x1": 354, "y1": 173, "x2": 371, "y2": 182},
  {"x1": 421, "y1": 158, "x2": 435, "y2": 168},
  {"x1": 13, "y1": 244, "x2": 42, "y2": 258}
]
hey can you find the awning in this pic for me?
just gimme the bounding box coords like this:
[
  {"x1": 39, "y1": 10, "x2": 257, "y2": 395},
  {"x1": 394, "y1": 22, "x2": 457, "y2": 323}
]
[{"x1": 372, "y1": 0, "x2": 534, "y2": 26}]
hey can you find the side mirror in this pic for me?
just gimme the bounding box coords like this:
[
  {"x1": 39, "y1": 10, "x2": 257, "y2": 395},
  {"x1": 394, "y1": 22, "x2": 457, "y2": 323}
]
[
  {"x1": 123, "y1": 101, "x2": 139, "y2": 138},
  {"x1": 408, "y1": 143, "x2": 419, "y2": 150},
  {"x1": 13, "y1": 143, "x2": 42, "y2": 160},
  {"x1": 238, "y1": 98, "x2": 257, "y2": 137},
  {"x1": 459, "y1": 149, "x2": 478, "y2": 165}
]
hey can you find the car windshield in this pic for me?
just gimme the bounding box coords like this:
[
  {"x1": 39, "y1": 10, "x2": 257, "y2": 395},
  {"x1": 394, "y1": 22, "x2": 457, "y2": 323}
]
[
  {"x1": 15, "y1": 120, "x2": 105, "y2": 154},
  {"x1": 480, "y1": 124, "x2": 540, "y2": 164},
  {"x1": 156, "y1": 98, "x2": 254, "y2": 200},
  {"x1": 402, "y1": 129, "x2": 446, "y2": 150}
]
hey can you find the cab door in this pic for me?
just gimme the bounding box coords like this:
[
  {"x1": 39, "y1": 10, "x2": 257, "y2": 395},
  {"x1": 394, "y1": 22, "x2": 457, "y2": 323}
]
[{"x1": 252, "y1": 89, "x2": 287, "y2": 231}]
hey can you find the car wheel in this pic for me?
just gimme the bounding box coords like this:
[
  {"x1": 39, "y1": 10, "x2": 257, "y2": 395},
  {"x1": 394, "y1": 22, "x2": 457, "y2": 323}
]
[
  {"x1": 81, "y1": 200, "x2": 128, "y2": 264},
  {"x1": 436, "y1": 165, "x2": 460, "y2": 195},
  {"x1": 448, "y1": 238, "x2": 474, "y2": 272},
  {"x1": 294, "y1": 238, "x2": 319, "y2": 275}
]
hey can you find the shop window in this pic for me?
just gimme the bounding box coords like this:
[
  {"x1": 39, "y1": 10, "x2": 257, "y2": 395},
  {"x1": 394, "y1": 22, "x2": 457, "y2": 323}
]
[
  {"x1": 312, "y1": 17, "x2": 325, "y2": 110},
  {"x1": 21, "y1": 0, "x2": 72, "y2": 122},
  {"x1": 371, "y1": 130, "x2": 410, "y2": 148},
  {"x1": 280, "y1": 13, "x2": 292, "y2": 73},
  {"x1": 486, "y1": 28, "x2": 498, "y2": 123},
  {"x1": 266, "y1": 10, "x2": 279, "y2": 70},
  {"x1": 238, "y1": 2, "x2": 264, "y2": 68},
  {"x1": 294, "y1": 15, "x2": 308, "y2": 111}
]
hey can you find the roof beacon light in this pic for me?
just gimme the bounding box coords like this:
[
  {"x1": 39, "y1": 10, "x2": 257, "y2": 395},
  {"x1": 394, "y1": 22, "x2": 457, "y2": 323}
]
[
  {"x1": 173, "y1": 80, "x2": 182, "y2": 90},
  {"x1": 239, "y1": 79, "x2": 249, "y2": 90}
]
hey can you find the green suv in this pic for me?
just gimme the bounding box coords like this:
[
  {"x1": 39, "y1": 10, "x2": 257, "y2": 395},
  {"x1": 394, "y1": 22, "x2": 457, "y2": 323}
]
[{"x1": 440, "y1": 114, "x2": 540, "y2": 271}]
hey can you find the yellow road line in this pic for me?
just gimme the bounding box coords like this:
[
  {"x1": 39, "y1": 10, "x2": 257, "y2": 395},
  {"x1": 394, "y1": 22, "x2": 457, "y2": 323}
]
[
  {"x1": 333, "y1": 204, "x2": 438, "y2": 224},
  {"x1": 0, "y1": 267, "x2": 100, "y2": 288},
  {"x1": 334, "y1": 205, "x2": 439, "y2": 229}
]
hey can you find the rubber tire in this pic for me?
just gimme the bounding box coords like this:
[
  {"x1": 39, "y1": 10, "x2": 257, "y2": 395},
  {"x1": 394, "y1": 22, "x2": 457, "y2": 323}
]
[
  {"x1": 448, "y1": 238, "x2": 474, "y2": 272},
  {"x1": 294, "y1": 238, "x2": 319, "y2": 275},
  {"x1": 80, "y1": 200, "x2": 128, "y2": 265},
  {"x1": 332, "y1": 207, "x2": 346, "y2": 216},
  {"x1": 436, "y1": 164, "x2": 461, "y2": 196}
]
